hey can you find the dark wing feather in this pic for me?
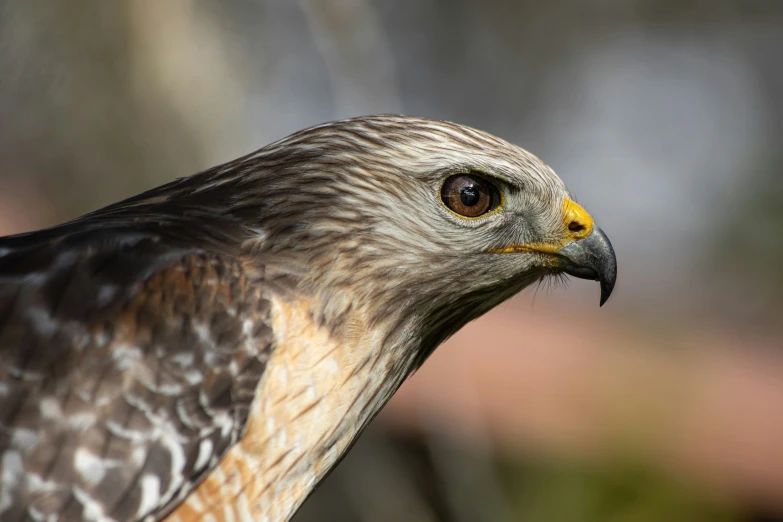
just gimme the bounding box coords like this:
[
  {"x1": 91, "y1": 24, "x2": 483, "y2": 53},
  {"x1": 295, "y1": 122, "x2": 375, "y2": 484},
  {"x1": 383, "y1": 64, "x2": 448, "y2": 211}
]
[{"x1": 0, "y1": 229, "x2": 274, "y2": 522}]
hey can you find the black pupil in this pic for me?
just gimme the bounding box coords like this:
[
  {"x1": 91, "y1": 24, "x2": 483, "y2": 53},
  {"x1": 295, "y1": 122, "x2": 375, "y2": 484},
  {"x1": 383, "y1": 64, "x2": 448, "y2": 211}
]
[{"x1": 460, "y1": 183, "x2": 480, "y2": 206}]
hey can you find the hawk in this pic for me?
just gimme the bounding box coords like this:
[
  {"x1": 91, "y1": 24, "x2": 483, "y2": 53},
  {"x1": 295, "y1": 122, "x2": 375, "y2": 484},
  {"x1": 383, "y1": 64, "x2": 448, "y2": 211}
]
[{"x1": 0, "y1": 115, "x2": 616, "y2": 522}]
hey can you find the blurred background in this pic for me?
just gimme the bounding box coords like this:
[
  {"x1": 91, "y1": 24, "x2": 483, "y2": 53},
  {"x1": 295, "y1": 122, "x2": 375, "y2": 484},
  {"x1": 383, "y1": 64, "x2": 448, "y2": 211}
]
[{"x1": 1, "y1": 1, "x2": 783, "y2": 520}]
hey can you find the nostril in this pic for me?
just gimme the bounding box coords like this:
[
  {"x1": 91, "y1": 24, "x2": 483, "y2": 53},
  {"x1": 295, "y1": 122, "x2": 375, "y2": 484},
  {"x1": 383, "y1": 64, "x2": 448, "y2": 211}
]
[
  {"x1": 563, "y1": 199, "x2": 594, "y2": 238},
  {"x1": 568, "y1": 221, "x2": 586, "y2": 233}
]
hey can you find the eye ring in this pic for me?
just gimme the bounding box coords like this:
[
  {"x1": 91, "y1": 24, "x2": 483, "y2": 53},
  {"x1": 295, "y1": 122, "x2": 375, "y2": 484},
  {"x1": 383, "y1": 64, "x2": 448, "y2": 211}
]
[{"x1": 440, "y1": 174, "x2": 502, "y2": 218}]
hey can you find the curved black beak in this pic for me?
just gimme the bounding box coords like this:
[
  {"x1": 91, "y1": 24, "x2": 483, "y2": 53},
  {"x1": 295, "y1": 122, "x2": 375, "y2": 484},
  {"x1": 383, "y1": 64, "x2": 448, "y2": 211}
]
[{"x1": 556, "y1": 226, "x2": 617, "y2": 306}]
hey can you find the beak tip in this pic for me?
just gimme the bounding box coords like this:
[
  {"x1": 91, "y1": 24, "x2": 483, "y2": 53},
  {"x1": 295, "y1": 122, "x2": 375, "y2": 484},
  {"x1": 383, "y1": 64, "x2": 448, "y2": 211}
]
[
  {"x1": 599, "y1": 270, "x2": 616, "y2": 307},
  {"x1": 599, "y1": 289, "x2": 611, "y2": 307}
]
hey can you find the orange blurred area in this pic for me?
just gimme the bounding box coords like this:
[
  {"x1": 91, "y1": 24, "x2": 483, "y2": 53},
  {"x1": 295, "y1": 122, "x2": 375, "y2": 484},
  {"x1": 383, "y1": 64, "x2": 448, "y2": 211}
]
[{"x1": 383, "y1": 301, "x2": 783, "y2": 514}]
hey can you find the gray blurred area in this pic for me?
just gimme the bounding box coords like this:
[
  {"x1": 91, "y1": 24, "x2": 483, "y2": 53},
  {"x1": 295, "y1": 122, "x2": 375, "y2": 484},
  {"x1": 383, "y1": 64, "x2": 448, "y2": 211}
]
[{"x1": 2, "y1": 1, "x2": 783, "y2": 521}]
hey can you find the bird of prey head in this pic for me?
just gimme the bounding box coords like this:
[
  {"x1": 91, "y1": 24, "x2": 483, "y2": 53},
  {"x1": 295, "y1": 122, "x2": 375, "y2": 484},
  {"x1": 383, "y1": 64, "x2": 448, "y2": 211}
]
[{"x1": 0, "y1": 115, "x2": 616, "y2": 522}]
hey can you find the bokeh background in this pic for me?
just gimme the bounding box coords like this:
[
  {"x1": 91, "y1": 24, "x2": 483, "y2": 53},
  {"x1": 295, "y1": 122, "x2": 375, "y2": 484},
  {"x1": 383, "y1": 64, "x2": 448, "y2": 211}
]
[{"x1": 2, "y1": 1, "x2": 783, "y2": 520}]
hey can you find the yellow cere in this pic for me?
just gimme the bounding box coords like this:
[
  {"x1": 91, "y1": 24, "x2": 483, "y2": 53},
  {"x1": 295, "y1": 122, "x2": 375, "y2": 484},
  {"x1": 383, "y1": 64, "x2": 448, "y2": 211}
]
[
  {"x1": 488, "y1": 199, "x2": 594, "y2": 255},
  {"x1": 563, "y1": 199, "x2": 593, "y2": 239}
]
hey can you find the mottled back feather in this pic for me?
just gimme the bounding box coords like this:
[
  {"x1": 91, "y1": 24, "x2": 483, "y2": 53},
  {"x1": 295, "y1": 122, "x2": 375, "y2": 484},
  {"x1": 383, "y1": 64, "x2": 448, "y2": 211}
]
[{"x1": 0, "y1": 230, "x2": 273, "y2": 522}]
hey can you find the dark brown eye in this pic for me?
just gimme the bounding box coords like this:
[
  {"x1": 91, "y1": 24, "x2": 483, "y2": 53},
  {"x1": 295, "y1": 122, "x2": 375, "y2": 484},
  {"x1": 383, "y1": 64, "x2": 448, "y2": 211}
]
[{"x1": 440, "y1": 174, "x2": 501, "y2": 218}]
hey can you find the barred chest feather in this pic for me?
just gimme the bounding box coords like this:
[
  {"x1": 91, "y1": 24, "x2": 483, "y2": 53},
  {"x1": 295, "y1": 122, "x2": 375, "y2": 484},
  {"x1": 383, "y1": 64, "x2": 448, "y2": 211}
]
[{"x1": 165, "y1": 296, "x2": 406, "y2": 522}]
